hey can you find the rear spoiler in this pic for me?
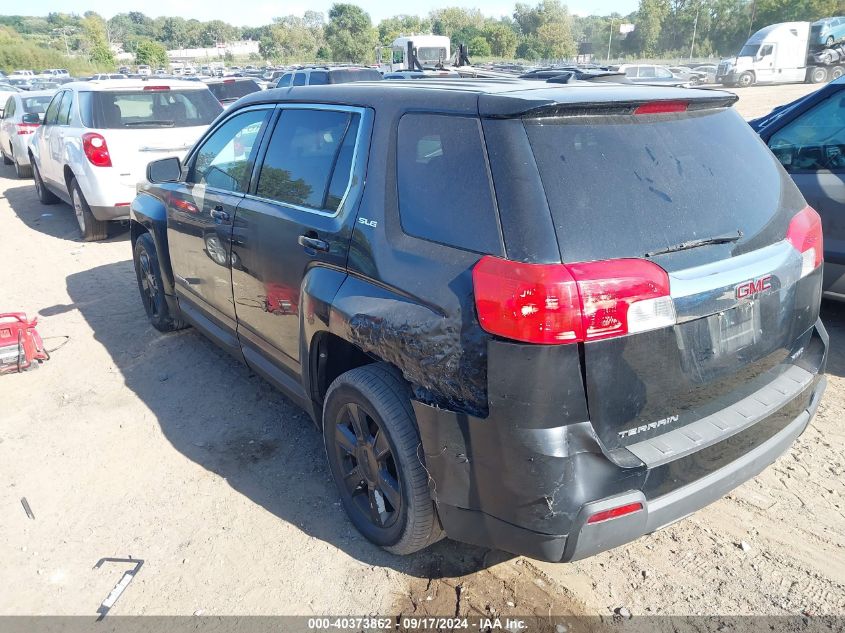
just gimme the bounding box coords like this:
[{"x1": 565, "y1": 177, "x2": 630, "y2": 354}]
[{"x1": 496, "y1": 95, "x2": 740, "y2": 120}]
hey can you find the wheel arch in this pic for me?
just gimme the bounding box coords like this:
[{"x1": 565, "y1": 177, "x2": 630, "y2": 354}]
[{"x1": 130, "y1": 192, "x2": 176, "y2": 297}]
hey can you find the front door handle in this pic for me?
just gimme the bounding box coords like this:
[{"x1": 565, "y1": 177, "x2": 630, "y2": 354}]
[
  {"x1": 298, "y1": 234, "x2": 330, "y2": 252},
  {"x1": 210, "y1": 206, "x2": 230, "y2": 222}
]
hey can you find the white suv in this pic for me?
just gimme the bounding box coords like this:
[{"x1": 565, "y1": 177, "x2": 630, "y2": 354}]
[{"x1": 29, "y1": 80, "x2": 223, "y2": 240}]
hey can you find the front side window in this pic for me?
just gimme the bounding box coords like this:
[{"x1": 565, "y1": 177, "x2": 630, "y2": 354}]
[
  {"x1": 278, "y1": 73, "x2": 293, "y2": 88},
  {"x1": 255, "y1": 108, "x2": 359, "y2": 211},
  {"x1": 392, "y1": 48, "x2": 404, "y2": 64},
  {"x1": 57, "y1": 90, "x2": 73, "y2": 125},
  {"x1": 188, "y1": 109, "x2": 270, "y2": 193},
  {"x1": 769, "y1": 92, "x2": 845, "y2": 172},
  {"x1": 638, "y1": 66, "x2": 656, "y2": 78},
  {"x1": 4, "y1": 97, "x2": 14, "y2": 117},
  {"x1": 43, "y1": 92, "x2": 63, "y2": 125},
  {"x1": 656, "y1": 67, "x2": 673, "y2": 78},
  {"x1": 759, "y1": 44, "x2": 774, "y2": 57},
  {"x1": 397, "y1": 114, "x2": 500, "y2": 253}
]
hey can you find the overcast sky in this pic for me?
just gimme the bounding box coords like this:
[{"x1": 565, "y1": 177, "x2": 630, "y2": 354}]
[{"x1": 21, "y1": 0, "x2": 640, "y2": 25}]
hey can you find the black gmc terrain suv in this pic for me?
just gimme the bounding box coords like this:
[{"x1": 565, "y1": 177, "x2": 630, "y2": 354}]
[{"x1": 131, "y1": 79, "x2": 828, "y2": 562}]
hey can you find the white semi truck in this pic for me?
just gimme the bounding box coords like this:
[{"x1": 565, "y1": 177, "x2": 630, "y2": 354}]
[
  {"x1": 717, "y1": 20, "x2": 845, "y2": 87},
  {"x1": 376, "y1": 35, "x2": 451, "y2": 73}
]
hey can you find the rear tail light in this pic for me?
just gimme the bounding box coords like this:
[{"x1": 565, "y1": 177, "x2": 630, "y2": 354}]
[
  {"x1": 81, "y1": 132, "x2": 112, "y2": 167},
  {"x1": 82, "y1": 132, "x2": 111, "y2": 167},
  {"x1": 586, "y1": 502, "x2": 643, "y2": 524},
  {"x1": 634, "y1": 101, "x2": 689, "y2": 115},
  {"x1": 473, "y1": 256, "x2": 676, "y2": 345},
  {"x1": 16, "y1": 123, "x2": 39, "y2": 135},
  {"x1": 786, "y1": 205, "x2": 823, "y2": 278}
]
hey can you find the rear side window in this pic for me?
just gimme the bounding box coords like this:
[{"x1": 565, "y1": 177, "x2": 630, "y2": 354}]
[
  {"x1": 89, "y1": 89, "x2": 222, "y2": 128},
  {"x1": 293, "y1": 73, "x2": 306, "y2": 86},
  {"x1": 309, "y1": 71, "x2": 328, "y2": 86},
  {"x1": 397, "y1": 114, "x2": 500, "y2": 253},
  {"x1": 525, "y1": 108, "x2": 786, "y2": 263},
  {"x1": 207, "y1": 80, "x2": 260, "y2": 103},
  {"x1": 328, "y1": 69, "x2": 383, "y2": 83},
  {"x1": 255, "y1": 108, "x2": 359, "y2": 212}
]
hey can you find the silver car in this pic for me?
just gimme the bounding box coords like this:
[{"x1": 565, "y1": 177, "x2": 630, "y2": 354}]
[{"x1": 0, "y1": 90, "x2": 55, "y2": 178}]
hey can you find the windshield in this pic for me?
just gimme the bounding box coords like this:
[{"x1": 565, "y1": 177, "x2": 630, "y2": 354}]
[
  {"x1": 739, "y1": 44, "x2": 760, "y2": 57},
  {"x1": 83, "y1": 89, "x2": 222, "y2": 128},
  {"x1": 417, "y1": 47, "x2": 448, "y2": 63},
  {"x1": 22, "y1": 95, "x2": 53, "y2": 114},
  {"x1": 524, "y1": 108, "x2": 794, "y2": 265},
  {"x1": 206, "y1": 80, "x2": 260, "y2": 103}
]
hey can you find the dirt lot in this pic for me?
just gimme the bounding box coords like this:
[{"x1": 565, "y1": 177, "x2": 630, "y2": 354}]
[{"x1": 0, "y1": 82, "x2": 843, "y2": 620}]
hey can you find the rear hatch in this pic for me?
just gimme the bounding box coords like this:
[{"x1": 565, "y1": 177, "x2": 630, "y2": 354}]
[
  {"x1": 83, "y1": 85, "x2": 223, "y2": 187},
  {"x1": 508, "y1": 96, "x2": 824, "y2": 460}
]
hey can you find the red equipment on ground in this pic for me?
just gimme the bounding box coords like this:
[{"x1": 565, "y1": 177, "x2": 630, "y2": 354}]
[{"x1": 0, "y1": 313, "x2": 49, "y2": 374}]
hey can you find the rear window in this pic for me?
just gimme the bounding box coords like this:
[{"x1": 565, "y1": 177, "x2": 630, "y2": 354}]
[
  {"x1": 22, "y1": 95, "x2": 53, "y2": 114},
  {"x1": 525, "y1": 108, "x2": 787, "y2": 263},
  {"x1": 207, "y1": 79, "x2": 261, "y2": 103},
  {"x1": 83, "y1": 89, "x2": 222, "y2": 128},
  {"x1": 327, "y1": 69, "x2": 383, "y2": 84}
]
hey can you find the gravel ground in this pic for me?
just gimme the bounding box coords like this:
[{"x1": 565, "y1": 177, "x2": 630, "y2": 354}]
[{"x1": 0, "y1": 82, "x2": 843, "y2": 619}]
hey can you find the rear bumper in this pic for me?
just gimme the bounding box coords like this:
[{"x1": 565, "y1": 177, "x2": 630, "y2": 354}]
[
  {"x1": 429, "y1": 376, "x2": 826, "y2": 562},
  {"x1": 417, "y1": 319, "x2": 828, "y2": 562},
  {"x1": 90, "y1": 204, "x2": 131, "y2": 222}
]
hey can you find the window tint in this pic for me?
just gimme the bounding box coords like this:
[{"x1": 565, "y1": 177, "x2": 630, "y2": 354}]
[
  {"x1": 655, "y1": 67, "x2": 673, "y2": 78},
  {"x1": 624, "y1": 67, "x2": 638, "y2": 77},
  {"x1": 309, "y1": 71, "x2": 328, "y2": 86},
  {"x1": 57, "y1": 90, "x2": 73, "y2": 125},
  {"x1": 256, "y1": 109, "x2": 357, "y2": 211},
  {"x1": 4, "y1": 97, "x2": 14, "y2": 117},
  {"x1": 278, "y1": 73, "x2": 292, "y2": 87},
  {"x1": 189, "y1": 109, "x2": 269, "y2": 193},
  {"x1": 760, "y1": 44, "x2": 774, "y2": 57},
  {"x1": 325, "y1": 116, "x2": 360, "y2": 211},
  {"x1": 293, "y1": 73, "x2": 307, "y2": 86},
  {"x1": 43, "y1": 92, "x2": 62, "y2": 124},
  {"x1": 397, "y1": 114, "x2": 500, "y2": 253},
  {"x1": 525, "y1": 108, "x2": 787, "y2": 263},
  {"x1": 392, "y1": 48, "x2": 404, "y2": 63},
  {"x1": 638, "y1": 66, "x2": 656, "y2": 78},
  {"x1": 769, "y1": 92, "x2": 845, "y2": 172},
  {"x1": 206, "y1": 80, "x2": 261, "y2": 103}
]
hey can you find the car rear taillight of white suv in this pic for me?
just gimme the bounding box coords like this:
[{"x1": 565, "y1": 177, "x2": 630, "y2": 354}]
[{"x1": 82, "y1": 132, "x2": 112, "y2": 167}]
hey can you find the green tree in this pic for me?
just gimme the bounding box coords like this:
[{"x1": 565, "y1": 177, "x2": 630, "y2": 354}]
[
  {"x1": 627, "y1": 0, "x2": 670, "y2": 57},
  {"x1": 378, "y1": 14, "x2": 431, "y2": 45},
  {"x1": 468, "y1": 35, "x2": 491, "y2": 57},
  {"x1": 325, "y1": 4, "x2": 376, "y2": 62},
  {"x1": 134, "y1": 39, "x2": 168, "y2": 67},
  {"x1": 484, "y1": 22, "x2": 518, "y2": 58}
]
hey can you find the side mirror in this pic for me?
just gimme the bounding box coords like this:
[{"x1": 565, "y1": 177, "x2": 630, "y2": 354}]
[
  {"x1": 21, "y1": 112, "x2": 40, "y2": 124},
  {"x1": 147, "y1": 156, "x2": 182, "y2": 184}
]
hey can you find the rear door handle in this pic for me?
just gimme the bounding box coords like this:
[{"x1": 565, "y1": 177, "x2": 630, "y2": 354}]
[
  {"x1": 210, "y1": 207, "x2": 230, "y2": 222},
  {"x1": 298, "y1": 234, "x2": 330, "y2": 252}
]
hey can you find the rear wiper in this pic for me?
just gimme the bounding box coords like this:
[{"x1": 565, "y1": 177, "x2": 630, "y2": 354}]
[
  {"x1": 645, "y1": 230, "x2": 743, "y2": 258},
  {"x1": 123, "y1": 120, "x2": 175, "y2": 127}
]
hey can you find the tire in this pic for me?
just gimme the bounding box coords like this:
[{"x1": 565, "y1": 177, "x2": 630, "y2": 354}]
[
  {"x1": 32, "y1": 160, "x2": 59, "y2": 205},
  {"x1": 323, "y1": 363, "x2": 443, "y2": 555},
  {"x1": 70, "y1": 178, "x2": 108, "y2": 242},
  {"x1": 832, "y1": 66, "x2": 844, "y2": 80},
  {"x1": 810, "y1": 66, "x2": 828, "y2": 84},
  {"x1": 737, "y1": 72, "x2": 755, "y2": 87},
  {"x1": 826, "y1": 36, "x2": 835, "y2": 48},
  {"x1": 2, "y1": 149, "x2": 11, "y2": 165},
  {"x1": 132, "y1": 232, "x2": 188, "y2": 332},
  {"x1": 14, "y1": 159, "x2": 32, "y2": 179}
]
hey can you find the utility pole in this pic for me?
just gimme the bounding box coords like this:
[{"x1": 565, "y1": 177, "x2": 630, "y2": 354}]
[
  {"x1": 689, "y1": 3, "x2": 700, "y2": 60},
  {"x1": 748, "y1": 1, "x2": 757, "y2": 38},
  {"x1": 607, "y1": 17, "x2": 614, "y2": 62}
]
